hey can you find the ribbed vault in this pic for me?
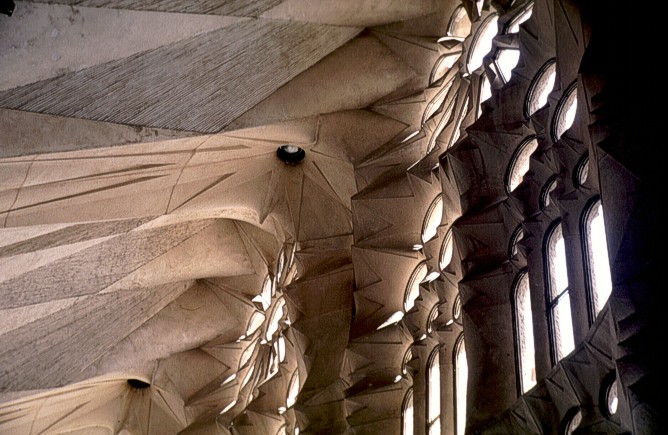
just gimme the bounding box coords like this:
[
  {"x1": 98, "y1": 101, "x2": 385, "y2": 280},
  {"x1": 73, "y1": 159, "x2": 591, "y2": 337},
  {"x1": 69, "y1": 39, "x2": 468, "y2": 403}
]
[{"x1": 0, "y1": 0, "x2": 659, "y2": 434}]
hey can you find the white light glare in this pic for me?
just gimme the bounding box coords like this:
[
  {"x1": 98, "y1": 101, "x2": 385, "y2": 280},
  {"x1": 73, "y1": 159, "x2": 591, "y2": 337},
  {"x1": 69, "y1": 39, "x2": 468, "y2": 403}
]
[{"x1": 377, "y1": 311, "x2": 404, "y2": 330}]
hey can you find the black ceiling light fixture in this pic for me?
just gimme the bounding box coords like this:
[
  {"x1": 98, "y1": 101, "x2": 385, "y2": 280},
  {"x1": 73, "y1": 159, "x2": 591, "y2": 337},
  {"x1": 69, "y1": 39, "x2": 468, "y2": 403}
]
[
  {"x1": 276, "y1": 145, "x2": 305, "y2": 165},
  {"x1": 1, "y1": 0, "x2": 15, "y2": 16},
  {"x1": 127, "y1": 378, "x2": 151, "y2": 389}
]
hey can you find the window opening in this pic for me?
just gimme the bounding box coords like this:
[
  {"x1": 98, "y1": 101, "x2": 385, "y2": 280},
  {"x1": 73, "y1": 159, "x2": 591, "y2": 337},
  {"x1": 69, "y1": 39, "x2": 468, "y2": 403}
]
[
  {"x1": 562, "y1": 408, "x2": 582, "y2": 435},
  {"x1": 439, "y1": 228, "x2": 454, "y2": 270},
  {"x1": 573, "y1": 153, "x2": 589, "y2": 187},
  {"x1": 454, "y1": 333, "x2": 467, "y2": 435},
  {"x1": 552, "y1": 81, "x2": 577, "y2": 141},
  {"x1": 422, "y1": 196, "x2": 444, "y2": 243},
  {"x1": 525, "y1": 59, "x2": 557, "y2": 117},
  {"x1": 467, "y1": 14, "x2": 499, "y2": 74},
  {"x1": 447, "y1": 5, "x2": 472, "y2": 38},
  {"x1": 509, "y1": 225, "x2": 524, "y2": 258},
  {"x1": 402, "y1": 388, "x2": 414, "y2": 435},
  {"x1": 540, "y1": 175, "x2": 558, "y2": 210},
  {"x1": 506, "y1": 2, "x2": 534, "y2": 33},
  {"x1": 506, "y1": 136, "x2": 538, "y2": 193},
  {"x1": 606, "y1": 379, "x2": 618, "y2": 416},
  {"x1": 453, "y1": 294, "x2": 462, "y2": 325},
  {"x1": 478, "y1": 73, "x2": 492, "y2": 118},
  {"x1": 545, "y1": 222, "x2": 575, "y2": 363},
  {"x1": 286, "y1": 370, "x2": 300, "y2": 408},
  {"x1": 427, "y1": 304, "x2": 440, "y2": 333},
  {"x1": 427, "y1": 348, "x2": 441, "y2": 435},
  {"x1": 513, "y1": 270, "x2": 536, "y2": 393},
  {"x1": 582, "y1": 198, "x2": 612, "y2": 320},
  {"x1": 405, "y1": 262, "x2": 428, "y2": 312}
]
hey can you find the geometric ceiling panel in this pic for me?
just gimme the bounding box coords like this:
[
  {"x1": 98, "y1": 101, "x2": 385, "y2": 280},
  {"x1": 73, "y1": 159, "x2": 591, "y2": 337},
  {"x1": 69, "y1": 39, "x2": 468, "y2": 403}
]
[
  {"x1": 225, "y1": 35, "x2": 415, "y2": 131},
  {"x1": 0, "y1": 109, "x2": 198, "y2": 157},
  {"x1": 0, "y1": 19, "x2": 361, "y2": 132},
  {"x1": 0, "y1": 3, "x2": 248, "y2": 92}
]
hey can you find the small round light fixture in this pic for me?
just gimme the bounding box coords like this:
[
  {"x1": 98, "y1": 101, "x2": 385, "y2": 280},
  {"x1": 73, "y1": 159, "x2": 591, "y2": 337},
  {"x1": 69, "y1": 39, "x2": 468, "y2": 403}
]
[
  {"x1": 277, "y1": 145, "x2": 305, "y2": 164},
  {"x1": 128, "y1": 379, "x2": 151, "y2": 389}
]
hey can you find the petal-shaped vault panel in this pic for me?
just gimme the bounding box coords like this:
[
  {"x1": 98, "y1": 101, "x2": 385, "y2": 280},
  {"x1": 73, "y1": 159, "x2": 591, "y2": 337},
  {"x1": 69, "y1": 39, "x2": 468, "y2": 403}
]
[
  {"x1": 0, "y1": 19, "x2": 361, "y2": 132},
  {"x1": 0, "y1": 109, "x2": 197, "y2": 158},
  {"x1": 0, "y1": 281, "x2": 192, "y2": 391},
  {"x1": 226, "y1": 35, "x2": 416, "y2": 131},
  {"x1": 0, "y1": 3, "x2": 248, "y2": 92}
]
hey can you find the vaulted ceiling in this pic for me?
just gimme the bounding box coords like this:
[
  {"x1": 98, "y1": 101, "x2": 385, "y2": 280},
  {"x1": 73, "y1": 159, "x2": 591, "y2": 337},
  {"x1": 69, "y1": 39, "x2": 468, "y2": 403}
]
[
  {"x1": 0, "y1": 1, "x2": 471, "y2": 433},
  {"x1": 0, "y1": 1, "x2": 661, "y2": 434}
]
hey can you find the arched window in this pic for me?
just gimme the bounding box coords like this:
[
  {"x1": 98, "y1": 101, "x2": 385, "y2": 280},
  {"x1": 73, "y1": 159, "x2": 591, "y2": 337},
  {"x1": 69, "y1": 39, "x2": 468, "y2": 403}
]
[
  {"x1": 454, "y1": 333, "x2": 467, "y2": 435},
  {"x1": 582, "y1": 198, "x2": 612, "y2": 321},
  {"x1": 427, "y1": 347, "x2": 441, "y2": 435},
  {"x1": 439, "y1": 228, "x2": 454, "y2": 270},
  {"x1": 424, "y1": 77, "x2": 455, "y2": 125},
  {"x1": 467, "y1": 13, "x2": 499, "y2": 74},
  {"x1": 540, "y1": 175, "x2": 558, "y2": 210},
  {"x1": 422, "y1": 195, "x2": 443, "y2": 243},
  {"x1": 512, "y1": 270, "x2": 536, "y2": 393},
  {"x1": 552, "y1": 81, "x2": 578, "y2": 141},
  {"x1": 453, "y1": 293, "x2": 462, "y2": 326},
  {"x1": 405, "y1": 262, "x2": 428, "y2": 312},
  {"x1": 562, "y1": 407, "x2": 582, "y2": 435},
  {"x1": 506, "y1": 136, "x2": 538, "y2": 193},
  {"x1": 525, "y1": 59, "x2": 556, "y2": 117},
  {"x1": 430, "y1": 55, "x2": 460, "y2": 87},
  {"x1": 402, "y1": 348, "x2": 413, "y2": 375},
  {"x1": 545, "y1": 221, "x2": 575, "y2": 363},
  {"x1": 505, "y1": 2, "x2": 534, "y2": 34},
  {"x1": 477, "y1": 72, "x2": 492, "y2": 118},
  {"x1": 573, "y1": 153, "x2": 589, "y2": 187},
  {"x1": 427, "y1": 304, "x2": 440, "y2": 333},
  {"x1": 495, "y1": 48, "x2": 520, "y2": 84},
  {"x1": 509, "y1": 224, "x2": 524, "y2": 258},
  {"x1": 447, "y1": 5, "x2": 471, "y2": 38},
  {"x1": 605, "y1": 378, "x2": 619, "y2": 416},
  {"x1": 402, "y1": 388, "x2": 414, "y2": 435},
  {"x1": 286, "y1": 370, "x2": 300, "y2": 408},
  {"x1": 493, "y1": 3, "x2": 533, "y2": 84}
]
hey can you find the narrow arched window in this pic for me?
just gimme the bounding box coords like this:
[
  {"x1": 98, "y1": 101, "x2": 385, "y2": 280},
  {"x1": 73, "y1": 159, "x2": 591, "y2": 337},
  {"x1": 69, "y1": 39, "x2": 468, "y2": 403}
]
[
  {"x1": 545, "y1": 222, "x2": 575, "y2": 363},
  {"x1": 573, "y1": 153, "x2": 589, "y2": 187},
  {"x1": 506, "y1": 2, "x2": 534, "y2": 33},
  {"x1": 454, "y1": 333, "x2": 467, "y2": 435},
  {"x1": 422, "y1": 195, "x2": 443, "y2": 243},
  {"x1": 402, "y1": 348, "x2": 413, "y2": 376},
  {"x1": 286, "y1": 370, "x2": 300, "y2": 408},
  {"x1": 427, "y1": 347, "x2": 441, "y2": 435},
  {"x1": 562, "y1": 407, "x2": 582, "y2": 435},
  {"x1": 467, "y1": 13, "x2": 499, "y2": 74},
  {"x1": 506, "y1": 136, "x2": 538, "y2": 193},
  {"x1": 477, "y1": 72, "x2": 492, "y2": 119},
  {"x1": 604, "y1": 378, "x2": 619, "y2": 417},
  {"x1": 513, "y1": 270, "x2": 536, "y2": 393},
  {"x1": 405, "y1": 262, "x2": 428, "y2": 312},
  {"x1": 525, "y1": 59, "x2": 556, "y2": 117},
  {"x1": 439, "y1": 228, "x2": 454, "y2": 270},
  {"x1": 582, "y1": 198, "x2": 612, "y2": 321},
  {"x1": 552, "y1": 81, "x2": 578, "y2": 141},
  {"x1": 402, "y1": 388, "x2": 414, "y2": 435},
  {"x1": 447, "y1": 4, "x2": 471, "y2": 38},
  {"x1": 453, "y1": 293, "x2": 462, "y2": 326},
  {"x1": 493, "y1": 3, "x2": 533, "y2": 84},
  {"x1": 509, "y1": 224, "x2": 524, "y2": 258}
]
